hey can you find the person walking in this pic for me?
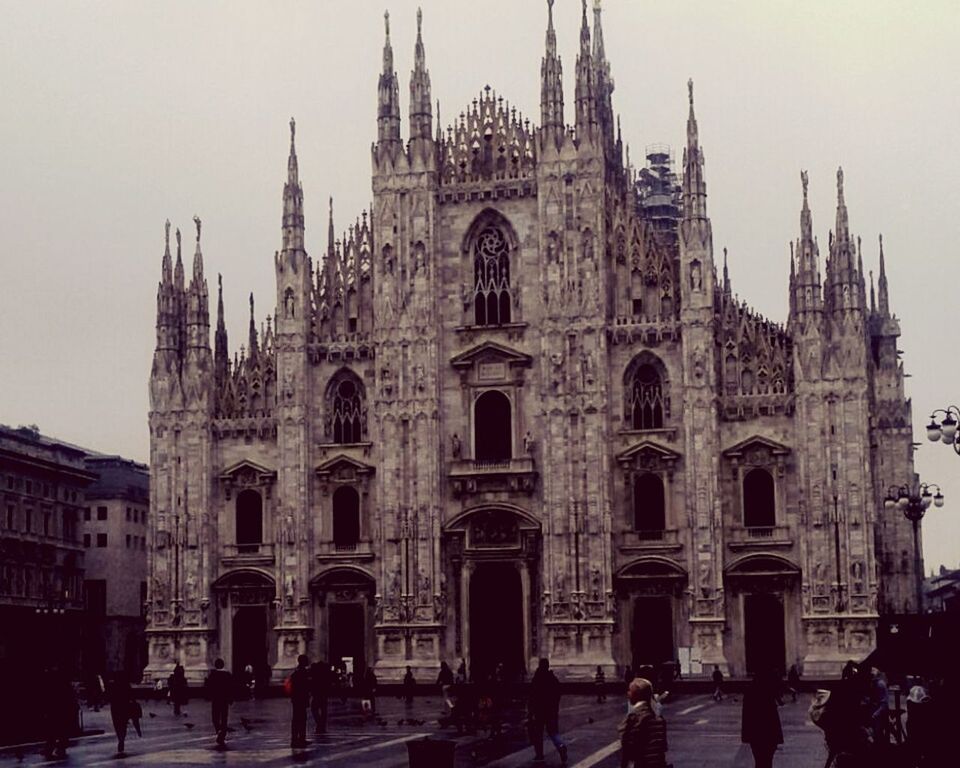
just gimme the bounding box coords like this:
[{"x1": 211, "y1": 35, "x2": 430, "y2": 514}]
[
  {"x1": 787, "y1": 665, "x2": 801, "y2": 703},
  {"x1": 712, "y1": 665, "x2": 725, "y2": 702},
  {"x1": 310, "y1": 661, "x2": 331, "y2": 734},
  {"x1": 205, "y1": 658, "x2": 233, "y2": 747},
  {"x1": 107, "y1": 671, "x2": 136, "y2": 756},
  {"x1": 528, "y1": 658, "x2": 568, "y2": 766},
  {"x1": 619, "y1": 677, "x2": 668, "y2": 768},
  {"x1": 741, "y1": 669, "x2": 784, "y2": 768},
  {"x1": 438, "y1": 660, "x2": 455, "y2": 715},
  {"x1": 456, "y1": 658, "x2": 468, "y2": 684},
  {"x1": 289, "y1": 655, "x2": 311, "y2": 748},
  {"x1": 595, "y1": 665, "x2": 607, "y2": 704},
  {"x1": 360, "y1": 666, "x2": 379, "y2": 716},
  {"x1": 168, "y1": 664, "x2": 189, "y2": 717},
  {"x1": 41, "y1": 666, "x2": 75, "y2": 759},
  {"x1": 402, "y1": 666, "x2": 416, "y2": 708}
]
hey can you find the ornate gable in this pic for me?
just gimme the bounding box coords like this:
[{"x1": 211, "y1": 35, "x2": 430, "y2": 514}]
[
  {"x1": 219, "y1": 459, "x2": 277, "y2": 483},
  {"x1": 315, "y1": 454, "x2": 376, "y2": 480},
  {"x1": 615, "y1": 440, "x2": 682, "y2": 476},
  {"x1": 450, "y1": 340, "x2": 533, "y2": 374}
]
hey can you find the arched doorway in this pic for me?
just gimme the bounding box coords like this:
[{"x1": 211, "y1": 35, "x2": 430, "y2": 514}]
[
  {"x1": 212, "y1": 570, "x2": 276, "y2": 682},
  {"x1": 232, "y1": 606, "x2": 268, "y2": 677},
  {"x1": 310, "y1": 567, "x2": 375, "y2": 681},
  {"x1": 469, "y1": 563, "x2": 523, "y2": 682},
  {"x1": 614, "y1": 558, "x2": 687, "y2": 674}
]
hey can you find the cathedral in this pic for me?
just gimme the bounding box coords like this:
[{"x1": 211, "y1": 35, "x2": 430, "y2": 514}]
[{"x1": 146, "y1": 1, "x2": 918, "y2": 683}]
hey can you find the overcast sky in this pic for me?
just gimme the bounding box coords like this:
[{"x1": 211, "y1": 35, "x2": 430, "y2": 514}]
[{"x1": 1, "y1": 0, "x2": 957, "y2": 569}]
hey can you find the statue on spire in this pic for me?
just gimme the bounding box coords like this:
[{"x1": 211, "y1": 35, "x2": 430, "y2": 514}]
[
  {"x1": 837, "y1": 166, "x2": 844, "y2": 198},
  {"x1": 384, "y1": 9, "x2": 390, "y2": 37},
  {"x1": 290, "y1": 116, "x2": 296, "y2": 143},
  {"x1": 801, "y1": 169, "x2": 809, "y2": 200},
  {"x1": 165, "y1": 219, "x2": 171, "y2": 247},
  {"x1": 193, "y1": 215, "x2": 201, "y2": 242},
  {"x1": 688, "y1": 78, "x2": 694, "y2": 106},
  {"x1": 175, "y1": 227, "x2": 181, "y2": 251}
]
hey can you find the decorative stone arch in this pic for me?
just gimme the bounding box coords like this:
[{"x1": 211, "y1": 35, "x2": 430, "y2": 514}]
[
  {"x1": 309, "y1": 565, "x2": 376, "y2": 600},
  {"x1": 309, "y1": 566, "x2": 376, "y2": 680},
  {"x1": 722, "y1": 436, "x2": 791, "y2": 528},
  {"x1": 614, "y1": 556, "x2": 688, "y2": 596},
  {"x1": 323, "y1": 367, "x2": 368, "y2": 444},
  {"x1": 623, "y1": 351, "x2": 671, "y2": 429},
  {"x1": 462, "y1": 208, "x2": 521, "y2": 326}
]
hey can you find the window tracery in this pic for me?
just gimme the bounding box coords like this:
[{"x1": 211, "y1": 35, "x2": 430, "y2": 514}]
[
  {"x1": 473, "y1": 226, "x2": 511, "y2": 326},
  {"x1": 626, "y1": 362, "x2": 666, "y2": 430},
  {"x1": 326, "y1": 371, "x2": 366, "y2": 444}
]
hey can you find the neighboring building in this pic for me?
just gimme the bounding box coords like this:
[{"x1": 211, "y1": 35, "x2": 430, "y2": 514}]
[
  {"x1": 82, "y1": 455, "x2": 149, "y2": 678},
  {"x1": 145, "y1": 4, "x2": 918, "y2": 682},
  {"x1": 924, "y1": 565, "x2": 960, "y2": 613},
  {"x1": 0, "y1": 425, "x2": 91, "y2": 676}
]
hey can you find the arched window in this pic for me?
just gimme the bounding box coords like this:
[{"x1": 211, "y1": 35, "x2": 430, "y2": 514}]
[
  {"x1": 473, "y1": 226, "x2": 511, "y2": 326},
  {"x1": 634, "y1": 473, "x2": 666, "y2": 533},
  {"x1": 236, "y1": 489, "x2": 263, "y2": 551},
  {"x1": 627, "y1": 363, "x2": 665, "y2": 430},
  {"x1": 474, "y1": 390, "x2": 512, "y2": 462},
  {"x1": 327, "y1": 371, "x2": 366, "y2": 444},
  {"x1": 332, "y1": 486, "x2": 360, "y2": 550},
  {"x1": 743, "y1": 468, "x2": 776, "y2": 527}
]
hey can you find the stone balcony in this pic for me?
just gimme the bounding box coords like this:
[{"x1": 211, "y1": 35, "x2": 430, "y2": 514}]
[
  {"x1": 315, "y1": 540, "x2": 375, "y2": 564},
  {"x1": 221, "y1": 542, "x2": 276, "y2": 568},
  {"x1": 619, "y1": 528, "x2": 682, "y2": 554},
  {"x1": 726, "y1": 525, "x2": 794, "y2": 551},
  {"x1": 448, "y1": 456, "x2": 537, "y2": 497}
]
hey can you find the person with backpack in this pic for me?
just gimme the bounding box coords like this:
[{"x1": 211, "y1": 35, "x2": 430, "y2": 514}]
[
  {"x1": 288, "y1": 655, "x2": 311, "y2": 748},
  {"x1": 168, "y1": 664, "x2": 189, "y2": 716},
  {"x1": 619, "y1": 677, "x2": 668, "y2": 768},
  {"x1": 205, "y1": 658, "x2": 233, "y2": 747},
  {"x1": 528, "y1": 658, "x2": 568, "y2": 766},
  {"x1": 741, "y1": 669, "x2": 783, "y2": 768}
]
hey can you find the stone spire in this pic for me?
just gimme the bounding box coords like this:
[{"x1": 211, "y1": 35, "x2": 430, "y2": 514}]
[
  {"x1": 191, "y1": 215, "x2": 204, "y2": 282},
  {"x1": 409, "y1": 7, "x2": 432, "y2": 143},
  {"x1": 540, "y1": 0, "x2": 564, "y2": 149},
  {"x1": 282, "y1": 117, "x2": 305, "y2": 253},
  {"x1": 377, "y1": 11, "x2": 401, "y2": 149},
  {"x1": 155, "y1": 220, "x2": 177, "y2": 354},
  {"x1": 162, "y1": 218, "x2": 173, "y2": 285},
  {"x1": 592, "y1": 0, "x2": 615, "y2": 149},
  {"x1": 575, "y1": 0, "x2": 597, "y2": 139},
  {"x1": 791, "y1": 170, "x2": 822, "y2": 318},
  {"x1": 877, "y1": 234, "x2": 890, "y2": 317},
  {"x1": 214, "y1": 273, "x2": 228, "y2": 386},
  {"x1": 682, "y1": 79, "x2": 707, "y2": 220},
  {"x1": 825, "y1": 166, "x2": 863, "y2": 316},
  {"x1": 173, "y1": 226, "x2": 186, "y2": 361},
  {"x1": 247, "y1": 292, "x2": 259, "y2": 362},
  {"x1": 722, "y1": 246, "x2": 730, "y2": 295}
]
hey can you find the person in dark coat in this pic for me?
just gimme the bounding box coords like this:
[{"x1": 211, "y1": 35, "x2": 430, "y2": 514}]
[
  {"x1": 619, "y1": 677, "x2": 668, "y2": 768},
  {"x1": 41, "y1": 666, "x2": 75, "y2": 759},
  {"x1": 712, "y1": 665, "x2": 725, "y2": 702},
  {"x1": 289, "y1": 655, "x2": 311, "y2": 748},
  {"x1": 108, "y1": 671, "x2": 136, "y2": 756},
  {"x1": 402, "y1": 666, "x2": 416, "y2": 707},
  {"x1": 310, "y1": 661, "x2": 330, "y2": 734},
  {"x1": 168, "y1": 664, "x2": 189, "y2": 716},
  {"x1": 361, "y1": 667, "x2": 378, "y2": 716},
  {"x1": 741, "y1": 670, "x2": 784, "y2": 768},
  {"x1": 205, "y1": 658, "x2": 233, "y2": 747},
  {"x1": 528, "y1": 658, "x2": 568, "y2": 766}
]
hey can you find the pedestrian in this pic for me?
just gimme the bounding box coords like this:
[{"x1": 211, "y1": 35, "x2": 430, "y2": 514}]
[
  {"x1": 438, "y1": 660, "x2": 455, "y2": 714},
  {"x1": 864, "y1": 666, "x2": 889, "y2": 747},
  {"x1": 456, "y1": 658, "x2": 468, "y2": 684},
  {"x1": 41, "y1": 666, "x2": 75, "y2": 759},
  {"x1": 310, "y1": 661, "x2": 330, "y2": 734},
  {"x1": 403, "y1": 666, "x2": 416, "y2": 707},
  {"x1": 361, "y1": 666, "x2": 378, "y2": 716},
  {"x1": 905, "y1": 684, "x2": 932, "y2": 766},
  {"x1": 288, "y1": 654, "x2": 311, "y2": 748},
  {"x1": 528, "y1": 658, "x2": 568, "y2": 766},
  {"x1": 841, "y1": 660, "x2": 858, "y2": 681},
  {"x1": 787, "y1": 664, "x2": 801, "y2": 703},
  {"x1": 168, "y1": 663, "x2": 189, "y2": 716},
  {"x1": 712, "y1": 665, "x2": 725, "y2": 702},
  {"x1": 623, "y1": 665, "x2": 634, "y2": 691},
  {"x1": 619, "y1": 677, "x2": 668, "y2": 768},
  {"x1": 741, "y1": 669, "x2": 784, "y2": 768},
  {"x1": 595, "y1": 665, "x2": 607, "y2": 703},
  {"x1": 205, "y1": 658, "x2": 233, "y2": 747},
  {"x1": 108, "y1": 671, "x2": 135, "y2": 756},
  {"x1": 243, "y1": 663, "x2": 255, "y2": 699}
]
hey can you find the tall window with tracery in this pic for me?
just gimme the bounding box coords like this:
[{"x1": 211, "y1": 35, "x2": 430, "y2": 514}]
[
  {"x1": 627, "y1": 363, "x2": 665, "y2": 429},
  {"x1": 473, "y1": 226, "x2": 511, "y2": 326},
  {"x1": 328, "y1": 373, "x2": 365, "y2": 444}
]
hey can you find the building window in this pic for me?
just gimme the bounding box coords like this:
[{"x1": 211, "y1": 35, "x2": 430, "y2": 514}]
[
  {"x1": 126, "y1": 508, "x2": 131, "y2": 521},
  {"x1": 133, "y1": 509, "x2": 138, "y2": 523},
  {"x1": 236, "y1": 489, "x2": 263, "y2": 551},
  {"x1": 96, "y1": 533, "x2": 107, "y2": 547},
  {"x1": 83, "y1": 533, "x2": 91, "y2": 548},
  {"x1": 473, "y1": 225, "x2": 511, "y2": 326},
  {"x1": 5, "y1": 477, "x2": 12, "y2": 490},
  {"x1": 332, "y1": 486, "x2": 360, "y2": 550},
  {"x1": 84, "y1": 507, "x2": 91, "y2": 521},
  {"x1": 24, "y1": 510, "x2": 32, "y2": 533},
  {"x1": 141, "y1": 536, "x2": 146, "y2": 551},
  {"x1": 627, "y1": 363, "x2": 665, "y2": 430},
  {"x1": 5, "y1": 505, "x2": 13, "y2": 530},
  {"x1": 43, "y1": 512, "x2": 50, "y2": 537},
  {"x1": 85, "y1": 579, "x2": 107, "y2": 616},
  {"x1": 97, "y1": 506, "x2": 107, "y2": 521},
  {"x1": 743, "y1": 468, "x2": 776, "y2": 527},
  {"x1": 126, "y1": 534, "x2": 131, "y2": 548},
  {"x1": 634, "y1": 473, "x2": 666, "y2": 532},
  {"x1": 474, "y1": 390, "x2": 512, "y2": 462},
  {"x1": 25, "y1": 481, "x2": 32, "y2": 495},
  {"x1": 326, "y1": 371, "x2": 366, "y2": 444}
]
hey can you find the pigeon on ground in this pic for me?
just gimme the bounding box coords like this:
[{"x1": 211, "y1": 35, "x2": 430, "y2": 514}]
[
  {"x1": 240, "y1": 717, "x2": 253, "y2": 733},
  {"x1": 184, "y1": 722, "x2": 195, "y2": 730},
  {"x1": 587, "y1": 717, "x2": 595, "y2": 724},
  {"x1": 396, "y1": 718, "x2": 404, "y2": 726},
  {"x1": 148, "y1": 712, "x2": 156, "y2": 718}
]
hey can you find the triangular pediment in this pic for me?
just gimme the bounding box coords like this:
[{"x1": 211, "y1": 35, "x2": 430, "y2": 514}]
[
  {"x1": 616, "y1": 439, "x2": 682, "y2": 465},
  {"x1": 722, "y1": 435, "x2": 791, "y2": 458},
  {"x1": 450, "y1": 341, "x2": 533, "y2": 370},
  {"x1": 315, "y1": 454, "x2": 376, "y2": 478},
  {"x1": 219, "y1": 459, "x2": 277, "y2": 481}
]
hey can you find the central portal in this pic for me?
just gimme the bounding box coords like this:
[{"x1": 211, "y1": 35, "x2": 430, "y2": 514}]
[
  {"x1": 469, "y1": 562, "x2": 523, "y2": 682},
  {"x1": 632, "y1": 596, "x2": 674, "y2": 670},
  {"x1": 329, "y1": 603, "x2": 365, "y2": 678},
  {"x1": 232, "y1": 606, "x2": 268, "y2": 677},
  {"x1": 744, "y1": 593, "x2": 785, "y2": 675}
]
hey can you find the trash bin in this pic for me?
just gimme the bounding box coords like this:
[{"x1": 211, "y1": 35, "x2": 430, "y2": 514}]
[{"x1": 407, "y1": 736, "x2": 456, "y2": 768}]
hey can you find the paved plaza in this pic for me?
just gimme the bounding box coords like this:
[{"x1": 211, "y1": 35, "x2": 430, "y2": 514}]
[{"x1": 2, "y1": 691, "x2": 827, "y2": 767}]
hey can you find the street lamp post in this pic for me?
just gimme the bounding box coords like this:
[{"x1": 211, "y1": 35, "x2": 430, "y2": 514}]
[
  {"x1": 831, "y1": 493, "x2": 844, "y2": 613},
  {"x1": 926, "y1": 406, "x2": 960, "y2": 456},
  {"x1": 884, "y1": 481, "x2": 945, "y2": 612}
]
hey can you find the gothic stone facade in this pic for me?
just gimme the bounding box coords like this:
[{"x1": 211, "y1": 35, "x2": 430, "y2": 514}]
[{"x1": 146, "y1": 3, "x2": 917, "y2": 682}]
